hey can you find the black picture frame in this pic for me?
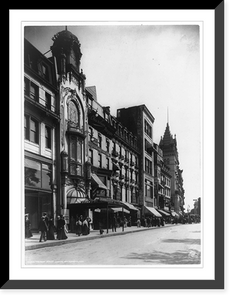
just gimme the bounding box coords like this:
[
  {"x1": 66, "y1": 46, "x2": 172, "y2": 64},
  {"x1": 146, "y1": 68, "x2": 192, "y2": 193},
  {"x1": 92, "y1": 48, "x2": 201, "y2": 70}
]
[{"x1": 6, "y1": 2, "x2": 224, "y2": 289}]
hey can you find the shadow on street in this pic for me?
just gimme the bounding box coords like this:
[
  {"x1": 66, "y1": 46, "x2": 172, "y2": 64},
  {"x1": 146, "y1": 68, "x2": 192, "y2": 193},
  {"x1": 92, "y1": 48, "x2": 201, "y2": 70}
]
[
  {"x1": 123, "y1": 249, "x2": 201, "y2": 264},
  {"x1": 161, "y1": 238, "x2": 201, "y2": 245}
]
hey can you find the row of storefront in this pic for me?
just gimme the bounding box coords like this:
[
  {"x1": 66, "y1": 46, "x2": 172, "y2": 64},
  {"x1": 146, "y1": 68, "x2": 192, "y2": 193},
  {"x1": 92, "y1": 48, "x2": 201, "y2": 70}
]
[{"x1": 24, "y1": 28, "x2": 185, "y2": 233}]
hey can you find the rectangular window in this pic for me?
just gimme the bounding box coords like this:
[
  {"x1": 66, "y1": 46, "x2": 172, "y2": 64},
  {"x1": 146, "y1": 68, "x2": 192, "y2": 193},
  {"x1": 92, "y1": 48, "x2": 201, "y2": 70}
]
[
  {"x1": 30, "y1": 118, "x2": 39, "y2": 144},
  {"x1": 45, "y1": 126, "x2": 51, "y2": 149},
  {"x1": 45, "y1": 92, "x2": 51, "y2": 110},
  {"x1": 106, "y1": 157, "x2": 109, "y2": 169},
  {"x1": 145, "y1": 179, "x2": 153, "y2": 198},
  {"x1": 42, "y1": 63, "x2": 49, "y2": 81},
  {"x1": 30, "y1": 82, "x2": 39, "y2": 102},
  {"x1": 144, "y1": 120, "x2": 152, "y2": 138},
  {"x1": 24, "y1": 77, "x2": 30, "y2": 96},
  {"x1": 145, "y1": 158, "x2": 152, "y2": 175},
  {"x1": 98, "y1": 134, "x2": 102, "y2": 148},
  {"x1": 89, "y1": 149, "x2": 93, "y2": 165},
  {"x1": 69, "y1": 136, "x2": 83, "y2": 176},
  {"x1": 106, "y1": 139, "x2": 110, "y2": 152},
  {"x1": 24, "y1": 115, "x2": 30, "y2": 140},
  {"x1": 98, "y1": 153, "x2": 102, "y2": 168}
]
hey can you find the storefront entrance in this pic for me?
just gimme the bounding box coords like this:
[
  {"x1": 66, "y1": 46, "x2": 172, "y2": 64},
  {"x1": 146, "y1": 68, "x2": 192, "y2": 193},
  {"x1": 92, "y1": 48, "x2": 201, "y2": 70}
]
[{"x1": 25, "y1": 190, "x2": 52, "y2": 231}]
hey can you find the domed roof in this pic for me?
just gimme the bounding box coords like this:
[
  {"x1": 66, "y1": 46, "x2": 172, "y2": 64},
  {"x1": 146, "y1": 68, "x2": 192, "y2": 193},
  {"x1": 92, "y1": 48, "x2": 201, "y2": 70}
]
[
  {"x1": 52, "y1": 28, "x2": 80, "y2": 45},
  {"x1": 51, "y1": 28, "x2": 81, "y2": 56}
]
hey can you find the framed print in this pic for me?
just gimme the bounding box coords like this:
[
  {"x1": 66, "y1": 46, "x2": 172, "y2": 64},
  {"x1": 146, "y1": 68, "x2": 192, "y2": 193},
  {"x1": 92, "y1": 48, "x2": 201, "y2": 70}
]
[{"x1": 6, "y1": 3, "x2": 224, "y2": 290}]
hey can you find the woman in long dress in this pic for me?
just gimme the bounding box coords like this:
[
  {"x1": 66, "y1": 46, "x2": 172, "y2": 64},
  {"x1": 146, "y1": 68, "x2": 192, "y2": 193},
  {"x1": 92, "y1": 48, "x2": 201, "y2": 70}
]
[
  {"x1": 25, "y1": 214, "x2": 33, "y2": 238},
  {"x1": 57, "y1": 215, "x2": 68, "y2": 240},
  {"x1": 47, "y1": 217, "x2": 55, "y2": 240},
  {"x1": 76, "y1": 215, "x2": 83, "y2": 236}
]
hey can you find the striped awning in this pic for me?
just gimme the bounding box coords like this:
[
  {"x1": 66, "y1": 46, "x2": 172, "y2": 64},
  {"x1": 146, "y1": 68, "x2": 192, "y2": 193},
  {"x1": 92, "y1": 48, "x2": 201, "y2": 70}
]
[
  {"x1": 157, "y1": 209, "x2": 171, "y2": 217},
  {"x1": 91, "y1": 173, "x2": 108, "y2": 190},
  {"x1": 123, "y1": 202, "x2": 139, "y2": 211},
  {"x1": 67, "y1": 188, "x2": 89, "y2": 204},
  {"x1": 144, "y1": 206, "x2": 162, "y2": 218}
]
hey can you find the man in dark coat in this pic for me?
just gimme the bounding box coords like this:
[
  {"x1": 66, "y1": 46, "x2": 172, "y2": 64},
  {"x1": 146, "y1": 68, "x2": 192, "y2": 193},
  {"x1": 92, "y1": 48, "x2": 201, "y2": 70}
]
[{"x1": 39, "y1": 216, "x2": 48, "y2": 242}]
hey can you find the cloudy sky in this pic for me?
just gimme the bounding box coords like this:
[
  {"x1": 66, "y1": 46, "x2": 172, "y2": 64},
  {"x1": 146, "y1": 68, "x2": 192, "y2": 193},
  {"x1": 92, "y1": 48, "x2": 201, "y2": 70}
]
[{"x1": 25, "y1": 24, "x2": 201, "y2": 211}]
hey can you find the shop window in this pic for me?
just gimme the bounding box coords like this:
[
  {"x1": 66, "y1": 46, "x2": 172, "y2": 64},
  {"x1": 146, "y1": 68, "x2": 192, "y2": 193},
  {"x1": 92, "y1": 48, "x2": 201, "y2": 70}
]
[
  {"x1": 25, "y1": 158, "x2": 52, "y2": 191},
  {"x1": 25, "y1": 158, "x2": 41, "y2": 188}
]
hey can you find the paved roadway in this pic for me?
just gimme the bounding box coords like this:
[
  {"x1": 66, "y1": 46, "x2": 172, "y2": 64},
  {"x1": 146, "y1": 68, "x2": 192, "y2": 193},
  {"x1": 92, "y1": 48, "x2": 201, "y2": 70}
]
[{"x1": 25, "y1": 223, "x2": 201, "y2": 265}]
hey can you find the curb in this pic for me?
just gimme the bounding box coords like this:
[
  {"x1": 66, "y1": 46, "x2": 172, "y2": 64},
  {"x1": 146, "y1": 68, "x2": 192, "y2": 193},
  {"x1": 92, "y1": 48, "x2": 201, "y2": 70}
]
[{"x1": 25, "y1": 225, "x2": 173, "y2": 251}]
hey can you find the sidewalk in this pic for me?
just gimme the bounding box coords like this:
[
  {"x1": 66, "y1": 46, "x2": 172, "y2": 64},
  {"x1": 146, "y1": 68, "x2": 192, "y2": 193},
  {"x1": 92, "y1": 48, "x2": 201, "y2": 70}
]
[{"x1": 25, "y1": 224, "x2": 173, "y2": 250}]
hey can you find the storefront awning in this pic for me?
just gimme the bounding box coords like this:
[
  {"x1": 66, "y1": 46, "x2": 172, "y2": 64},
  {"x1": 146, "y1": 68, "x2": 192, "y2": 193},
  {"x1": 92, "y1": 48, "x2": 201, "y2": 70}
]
[
  {"x1": 157, "y1": 209, "x2": 171, "y2": 217},
  {"x1": 67, "y1": 188, "x2": 90, "y2": 204},
  {"x1": 171, "y1": 211, "x2": 180, "y2": 218},
  {"x1": 111, "y1": 207, "x2": 130, "y2": 214},
  {"x1": 91, "y1": 173, "x2": 108, "y2": 190},
  {"x1": 123, "y1": 202, "x2": 139, "y2": 211},
  {"x1": 144, "y1": 206, "x2": 162, "y2": 218}
]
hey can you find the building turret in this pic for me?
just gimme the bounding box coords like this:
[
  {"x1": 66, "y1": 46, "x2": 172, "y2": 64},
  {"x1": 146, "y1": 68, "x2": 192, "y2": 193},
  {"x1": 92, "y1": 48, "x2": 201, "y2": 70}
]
[{"x1": 51, "y1": 28, "x2": 82, "y2": 75}]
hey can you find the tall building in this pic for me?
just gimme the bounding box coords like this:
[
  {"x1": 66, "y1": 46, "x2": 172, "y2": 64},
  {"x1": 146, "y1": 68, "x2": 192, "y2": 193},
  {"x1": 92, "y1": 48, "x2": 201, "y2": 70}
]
[
  {"x1": 117, "y1": 105, "x2": 162, "y2": 218},
  {"x1": 50, "y1": 29, "x2": 88, "y2": 225},
  {"x1": 24, "y1": 38, "x2": 59, "y2": 230},
  {"x1": 159, "y1": 123, "x2": 185, "y2": 214}
]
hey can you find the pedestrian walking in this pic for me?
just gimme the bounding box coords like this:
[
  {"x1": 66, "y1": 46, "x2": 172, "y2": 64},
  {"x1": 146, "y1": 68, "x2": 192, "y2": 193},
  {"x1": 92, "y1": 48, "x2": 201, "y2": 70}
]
[
  {"x1": 112, "y1": 215, "x2": 117, "y2": 232},
  {"x1": 42, "y1": 212, "x2": 49, "y2": 239},
  {"x1": 39, "y1": 216, "x2": 48, "y2": 242},
  {"x1": 56, "y1": 215, "x2": 68, "y2": 240},
  {"x1": 47, "y1": 216, "x2": 55, "y2": 240},
  {"x1": 76, "y1": 215, "x2": 83, "y2": 236},
  {"x1": 136, "y1": 218, "x2": 141, "y2": 228},
  {"x1": 25, "y1": 214, "x2": 33, "y2": 238}
]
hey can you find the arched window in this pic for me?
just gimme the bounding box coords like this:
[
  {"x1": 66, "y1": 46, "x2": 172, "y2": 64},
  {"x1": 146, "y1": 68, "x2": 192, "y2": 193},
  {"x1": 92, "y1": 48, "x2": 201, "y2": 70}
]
[{"x1": 68, "y1": 101, "x2": 80, "y2": 126}]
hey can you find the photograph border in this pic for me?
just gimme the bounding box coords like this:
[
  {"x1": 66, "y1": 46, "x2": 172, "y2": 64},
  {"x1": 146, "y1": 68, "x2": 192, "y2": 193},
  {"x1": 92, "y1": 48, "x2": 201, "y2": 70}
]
[{"x1": 5, "y1": 2, "x2": 224, "y2": 289}]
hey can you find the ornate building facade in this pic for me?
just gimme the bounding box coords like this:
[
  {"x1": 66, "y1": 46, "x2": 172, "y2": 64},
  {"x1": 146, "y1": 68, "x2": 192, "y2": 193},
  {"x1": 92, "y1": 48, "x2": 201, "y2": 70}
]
[
  {"x1": 50, "y1": 29, "x2": 88, "y2": 226},
  {"x1": 159, "y1": 123, "x2": 185, "y2": 214}
]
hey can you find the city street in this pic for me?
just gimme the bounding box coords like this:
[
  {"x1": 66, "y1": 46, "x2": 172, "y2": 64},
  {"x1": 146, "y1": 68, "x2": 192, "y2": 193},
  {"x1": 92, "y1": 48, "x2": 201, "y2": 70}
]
[{"x1": 25, "y1": 223, "x2": 201, "y2": 265}]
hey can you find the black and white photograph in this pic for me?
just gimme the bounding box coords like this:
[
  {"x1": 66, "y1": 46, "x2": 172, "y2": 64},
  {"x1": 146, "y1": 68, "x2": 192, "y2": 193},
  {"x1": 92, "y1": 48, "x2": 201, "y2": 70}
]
[
  {"x1": 6, "y1": 4, "x2": 226, "y2": 291},
  {"x1": 23, "y1": 23, "x2": 202, "y2": 266}
]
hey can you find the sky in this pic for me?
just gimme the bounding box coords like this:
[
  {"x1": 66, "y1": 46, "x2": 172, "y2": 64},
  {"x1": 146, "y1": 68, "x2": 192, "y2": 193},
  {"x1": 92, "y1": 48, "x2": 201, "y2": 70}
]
[{"x1": 24, "y1": 24, "x2": 201, "y2": 211}]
